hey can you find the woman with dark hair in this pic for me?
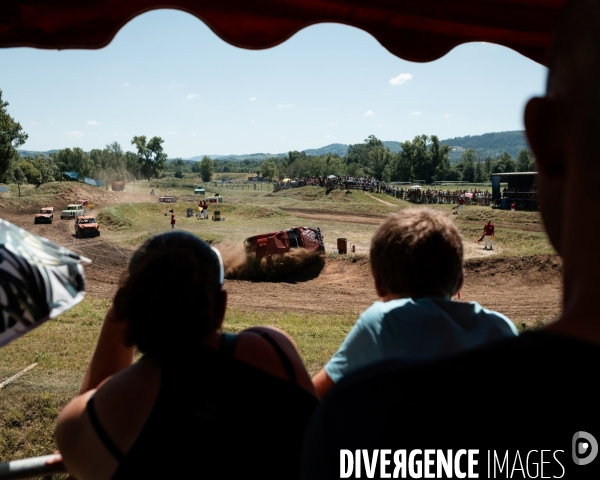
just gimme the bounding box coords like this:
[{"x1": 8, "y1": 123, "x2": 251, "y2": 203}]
[{"x1": 55, "y1": 231, "x2": 318, "y2": 479}]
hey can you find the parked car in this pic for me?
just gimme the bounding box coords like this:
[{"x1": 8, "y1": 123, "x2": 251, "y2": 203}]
[
  {"x1": 61, "y1": 204, "x2": 85, "y2": 219},
  {"x1": 206, "y1": 195, "x2": 223, "y2": 204},
  {"x1": 74, "y1": 216, "x2": 100, "y2": 237},
  {"x1": 194, "y1": 187, "x2": 206, "y2": 195},
  {"x1": 34, "y1": 207, "x2": 54, "y2": 224}
]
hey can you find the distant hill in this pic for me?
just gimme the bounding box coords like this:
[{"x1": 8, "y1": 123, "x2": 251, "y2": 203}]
[
  {"x1": 17, "y1": 149, "x2": 60, "y2": 157},
  {"x1": 383, "y1": 141, "x2": 402, "y2": 153},
  {"x1": 303, "y1": 143, "x2": 348, "y2": 157},
  {"x1": 19, "y1": 131, "x2": 530, "y2": 164},
  {"x1": 188, "y1": 153, "x2": 286, "y2": 162},
  {"x1": 440, "y1": 130, "x2": 529, "y2": 161}
]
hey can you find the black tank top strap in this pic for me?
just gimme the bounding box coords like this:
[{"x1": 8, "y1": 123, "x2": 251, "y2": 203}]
[
  {"x1": 219, "y1": 332, "x2": 238, "y2": 357},
  {"x1": 86, "y1": 396, "x2": 125, "y2": 463}
]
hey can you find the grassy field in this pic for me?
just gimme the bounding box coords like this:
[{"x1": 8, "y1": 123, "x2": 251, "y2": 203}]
[
  {"x1": 95, "y1": 183, "x2": 553, "y2": 256},
  {"x1": 0, "y1": 297, "x2": 355, "y2": 462}
]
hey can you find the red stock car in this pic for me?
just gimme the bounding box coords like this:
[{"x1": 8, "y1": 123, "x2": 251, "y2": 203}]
[
  {"x1": 74, "y1": 216, "x2": 100, "y2": 237},
  {"x1": 34, "y1": 207, "x2": 54, "y2": 224}
]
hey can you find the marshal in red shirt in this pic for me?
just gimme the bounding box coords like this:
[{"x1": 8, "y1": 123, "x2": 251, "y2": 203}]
[{"x1": 484, "y1": 222, "x2": 494, "y2": 236}]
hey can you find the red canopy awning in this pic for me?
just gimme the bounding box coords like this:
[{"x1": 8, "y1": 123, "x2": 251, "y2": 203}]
[{"x1": 0, "y1": 1, "x2": 567, "y2": 65}]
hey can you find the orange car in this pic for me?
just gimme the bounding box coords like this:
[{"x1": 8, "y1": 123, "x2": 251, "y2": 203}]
[{"x1": 74, "y1": 216, "x2": 100, "y2": 237}]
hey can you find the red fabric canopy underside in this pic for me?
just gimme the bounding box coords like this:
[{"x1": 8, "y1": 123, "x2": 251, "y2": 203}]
[{"x1": 0, "y1": 1, "x2": 567, "y2": 65}]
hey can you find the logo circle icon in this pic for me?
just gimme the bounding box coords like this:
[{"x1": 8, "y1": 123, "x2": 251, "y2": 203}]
[{"x1": 573, "y1": 432, "x2": 598, "y2": 466}]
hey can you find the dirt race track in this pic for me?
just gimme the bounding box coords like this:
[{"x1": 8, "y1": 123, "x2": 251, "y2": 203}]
[{"x1": 0, "y1": 185, "x2": 561, "y2": 326}]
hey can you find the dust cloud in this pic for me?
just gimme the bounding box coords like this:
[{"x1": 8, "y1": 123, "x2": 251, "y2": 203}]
[{"x1": 215, "y1": 243, "x2": 323, "y2": 281}]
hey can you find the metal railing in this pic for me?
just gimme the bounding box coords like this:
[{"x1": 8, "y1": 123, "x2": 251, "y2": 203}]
[{"x1": 0, "y1": 454, "x2": 66, "y2": 480}]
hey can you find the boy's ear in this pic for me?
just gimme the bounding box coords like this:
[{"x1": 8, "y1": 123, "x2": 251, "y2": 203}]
[
  {"x1": 372, "y1": 271, "x2": 388, "y2": 298},
  {"x1": 453, "y1": 270, "x2": 465, "y2": 296}
]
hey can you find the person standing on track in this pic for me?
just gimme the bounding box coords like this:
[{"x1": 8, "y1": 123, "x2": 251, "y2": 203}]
[
  {"x1": 483, "y1": 219, "x2": 494, "y2": 250},
  {"x1": 170, "y1": 214, "x2": 176, "y2": 230},
  {"x1": 453, "y1": 195, "x2": 465, "y2": 215}
]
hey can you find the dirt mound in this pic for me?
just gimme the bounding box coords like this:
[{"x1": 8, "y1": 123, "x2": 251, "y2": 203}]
[
  {"x1": 0, "y1": 182, "x2": 154, "y2": 215},
  {"x1": 465, "y1": 254, "x2": 561, "y2": 286}
]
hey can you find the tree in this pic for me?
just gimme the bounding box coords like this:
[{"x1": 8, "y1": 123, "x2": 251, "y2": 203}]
[
  {"x1": 16, "y1": 158, "x2": 41, "y2": 184},
  {"x1": 460, "y1": 148, "x2": 477, "y2": 183},
  {"x1": 495, "y1": 151, "x2": 516, "y2": 173},
  {"x1": 54, "y1": 147, "x2": 93, "y2": 177},
  {"x1": 31, "y1": 154, "x2": 59, "y2": 183},
  {"x1": 483, "y1": 155, "x2": 495, "y2": 179},
  {"x1": 261, "y1": 159, "x2": 279, "y2": 181},
  {"x1": 346, "y1": 135, "x2": 384, "y2": 168},
  {"x1": 393, "y1": 135, "x2": 450, "y2": 183},
  {"x1": 199, "y1": 156, "x2": 214, "y2": 182},
  {"x1": 474, "y1": 161, "x2": 485, "y2": 183},
  {"x1": 368, "y1": 146, "x2": 392, "y2": 180},
  {"x1": 428, "y1": 135, "x2": 452, "y2": 181},
  {"x1": 131, "y1": 135, "x2": 167, "y2": 180},
  {"x1": 286, "y1": 150, "x2": 306, "y2": 167},
  {"x1": 0, "y1": 89, "x2": 28, "y2": 180},
  {"x1": 516, "y1": 149, "x2": 535, "y2": 172}
]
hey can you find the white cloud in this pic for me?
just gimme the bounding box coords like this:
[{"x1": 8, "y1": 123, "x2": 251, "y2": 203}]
[
  {"x1": 49, "y1": 121, "x2": 56, "y2": 125},
  {"x1": 170, "y1": 131, "x2": 177, "y2": 135},
  {"x1": 251, "y1": 120, "x2": 256, "y2": 124},
  {"x1": 325, "y1": 135, "x2": 333, "y2": 138},
  {"x1": 389, "y1": 73, "x2": 413, "y2": 86},
  {"x1": 328, "y1": 122, "x2": 338, "y2": 126},
  {"x1": 445, "y1": 113, "x2": 454, "y2": 119},
  {"x1": 30, "y1": 122, "x2": 37, "y2": 125},
  {"x1": 186, "y1": 94, "x2": 200, "y2": 100},
  {"x1": 377, "y1": 124, "x2": 385, "y2": 127},
  {"x1": 281, "y1": 136, "x2": 285, "y2": 139},
  {"x1": 66, "y1": 131, "x2": 85, "y2": 138},
  {"x1": 169, "y1": 82, "x2": 184, "y2": 88},
  {"x1": 123, "y1": 83, "x2": 130, "y2": 87},
  {"x1": 277, "y1": 104, "x2": 295, "y2": 108},
  {"x1": 87, "y1": 120, "x2": 101, "y2": 126},
  {"x1": 408, "y1": 111, "x2": 422, "y2": 116},
  {"x1": 363, "y1": 110, "x2": 375, "y2": 117},
  {"x1": 249, "y1": 97, "x2": 257, "y2": 101},
  {"x1": 191, "y1": 134, "x2": 197, "y2": 137}
]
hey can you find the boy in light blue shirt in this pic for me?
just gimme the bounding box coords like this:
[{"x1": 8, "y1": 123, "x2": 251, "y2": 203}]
[{"x1": 312, "y1": 208, "x2": 517, "y2": 397}]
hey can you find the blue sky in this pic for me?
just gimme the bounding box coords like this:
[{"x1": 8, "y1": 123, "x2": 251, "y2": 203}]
[{"x1": 0, "y1": 9, "x2": 547, "y2": 159}]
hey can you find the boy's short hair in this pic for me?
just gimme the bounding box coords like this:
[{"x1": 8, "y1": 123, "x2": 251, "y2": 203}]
[{"x1": 370, "y1": 208, "x2": 463, "y2": 298}]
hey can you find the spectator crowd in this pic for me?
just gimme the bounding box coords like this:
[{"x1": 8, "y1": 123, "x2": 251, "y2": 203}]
[{"x1": 273, "y1": 175, "x2": 493, "y2": 206}]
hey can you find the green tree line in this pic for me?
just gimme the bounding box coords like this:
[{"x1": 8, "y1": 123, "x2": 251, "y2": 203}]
[{"x1": 259, "y1": 135, "x2": 536, "y2": 184}]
